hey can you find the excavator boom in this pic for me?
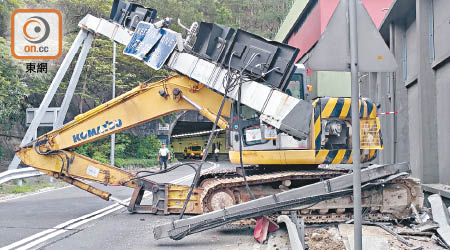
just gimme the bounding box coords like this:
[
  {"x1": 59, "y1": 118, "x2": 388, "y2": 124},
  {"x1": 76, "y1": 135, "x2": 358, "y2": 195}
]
[{"x1": 17, "y1": 75, "x2": 230, "y2": 201}]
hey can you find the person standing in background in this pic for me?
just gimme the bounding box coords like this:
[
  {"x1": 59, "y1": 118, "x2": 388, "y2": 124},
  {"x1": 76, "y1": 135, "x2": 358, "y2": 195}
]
[
  {"x1": 214, "y1": 147, "x2": 219, "y2": 162},
  {"x1": 158, "y1": 143, "x2": 170, "y2": 170}
]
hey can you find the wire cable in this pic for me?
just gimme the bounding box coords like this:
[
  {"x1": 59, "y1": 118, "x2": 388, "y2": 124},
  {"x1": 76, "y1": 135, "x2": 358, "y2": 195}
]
[
  {"x1": 179, "y1": 51, "x2": 260, "y2": 218},
  {"x1": 178, "y1": 64, "x2": 236, "y2": 219},
  {"x1": 236, "y1": 75, "x2": 255, "y2": 200}
]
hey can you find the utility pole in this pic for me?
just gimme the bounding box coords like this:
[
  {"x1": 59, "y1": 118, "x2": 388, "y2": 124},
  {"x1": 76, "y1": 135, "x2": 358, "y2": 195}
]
[
  {"x1": 348, "y1": 0, "x2": 362, "y2": 249},
  {"x1": 110, "y1": 42, "x2": 116, "y2": 166}
]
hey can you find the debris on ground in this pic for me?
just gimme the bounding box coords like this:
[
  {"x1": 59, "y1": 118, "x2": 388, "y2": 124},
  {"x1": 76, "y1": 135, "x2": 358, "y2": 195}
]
[
  {"x1": 306, "y1": 227, "x2": 345, "y2": 250},
  {"x1": 254, "y1": 216, "x2": 279, "y2": 243},
  {"x1": 221, "y1": 223, "x2": 291, "y2": 250},
  {"x1": 339, "y1": 224, "x2": 391, "y2": 250},
  {"x1": 225, "y1": 203, "x2": 450, "y2": 250}
]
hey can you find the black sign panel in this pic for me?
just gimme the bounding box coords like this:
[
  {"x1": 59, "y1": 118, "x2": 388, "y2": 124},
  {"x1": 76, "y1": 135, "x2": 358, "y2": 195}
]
[
  {"x1": 223, "y1": 29, "x2": 299, "y2": 89},
  {"x1": 110, "y1": 0, "x2": 157, "y2": 30},
  {"x1": 192, "y1": 22, "x2": 235, "y2": 62}
]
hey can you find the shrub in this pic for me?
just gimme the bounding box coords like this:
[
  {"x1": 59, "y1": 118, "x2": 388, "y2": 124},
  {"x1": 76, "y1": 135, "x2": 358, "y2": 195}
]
[
  {"x1": 114, "y1": 158, "x2": 158, "y2": 168},
  {"x1": 73, "y1": 133, "x2": 164, "y2": 168}
]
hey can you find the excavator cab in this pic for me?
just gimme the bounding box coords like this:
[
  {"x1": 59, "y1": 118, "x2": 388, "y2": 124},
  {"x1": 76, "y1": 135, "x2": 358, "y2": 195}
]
[
  {"x1": 229, "y1": 64, "x2": 310, "y2": 147},
  {"x1": 228, "y1": 63, "x2": 382, "y2": 165}
]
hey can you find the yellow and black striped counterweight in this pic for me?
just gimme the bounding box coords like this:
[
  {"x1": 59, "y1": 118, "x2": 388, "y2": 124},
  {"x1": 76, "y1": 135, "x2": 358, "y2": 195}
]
[{"x1": 313, "y1": 97, "x2": 382, "y2": 164}]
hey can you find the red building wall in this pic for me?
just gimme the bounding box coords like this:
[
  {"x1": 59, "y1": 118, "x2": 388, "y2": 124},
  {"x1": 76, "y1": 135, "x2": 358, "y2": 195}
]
[{"x1": 287, "y1": 0, "x2": 393, "y2": 62}]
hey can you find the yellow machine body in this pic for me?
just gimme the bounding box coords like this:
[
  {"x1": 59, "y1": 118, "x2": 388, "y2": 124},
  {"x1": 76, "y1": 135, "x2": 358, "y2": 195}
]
[
  {"x1": 17, "y1": 75, "x2": 230, "y2": 202},
  {"x1": 16, "y1": 75, "x2": 381, "y2": 213},
  {"x1": 229, "y1": 97, "x2": 382, "y2": 165}
]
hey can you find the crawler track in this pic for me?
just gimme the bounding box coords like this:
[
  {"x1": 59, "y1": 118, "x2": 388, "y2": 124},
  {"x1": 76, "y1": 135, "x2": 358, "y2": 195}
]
[{"x1": 198, "y1": 168, "x2": 423, "y2": 223}]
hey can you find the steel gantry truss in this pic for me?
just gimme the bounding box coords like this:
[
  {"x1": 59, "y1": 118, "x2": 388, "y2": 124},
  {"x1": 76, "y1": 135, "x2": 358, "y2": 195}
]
[{"x1": 8, "y1": 30, "x2": 94, "y2": 170}]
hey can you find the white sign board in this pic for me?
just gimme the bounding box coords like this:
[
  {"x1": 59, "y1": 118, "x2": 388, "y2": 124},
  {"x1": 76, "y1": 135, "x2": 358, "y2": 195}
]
[
  {"x1": 245, "y1": 128, "x2": 262, "y2": 142},
  {"x1": 26, "y1": 107, "x2": 60, "y2": 127},
  {"x1": 158, "y1": 123, "x2": 170, "y2": 131}
]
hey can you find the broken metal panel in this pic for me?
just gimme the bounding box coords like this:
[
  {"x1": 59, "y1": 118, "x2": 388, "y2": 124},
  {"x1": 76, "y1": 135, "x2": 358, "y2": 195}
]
[
  {"x1": 253, "y1": 216, "x2": 279, "y2": 243},
  {"x1": 153, "y1": 163, "x2": 412, "y2": 240},
  {"x1": 306, "y1": 0, "x2": 397, "y2": 72},
  {"x1": 422, "y1": 183, "x2": 450, "y2": 200},
  {"x1": 428, "y1": 194, "x2": 450, "y2": 247},
  {"x1": 428, "y1": 194, "x2": 450, "y2": 228},
  {"x1": 437, "y1": 227, "x2": 450, "y2": 248}
]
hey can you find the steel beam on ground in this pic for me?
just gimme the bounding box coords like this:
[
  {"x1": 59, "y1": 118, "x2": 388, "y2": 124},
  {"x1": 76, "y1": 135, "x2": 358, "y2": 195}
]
[{"x1": 428, "y1": 194, "x2": 450, "y2": 247}]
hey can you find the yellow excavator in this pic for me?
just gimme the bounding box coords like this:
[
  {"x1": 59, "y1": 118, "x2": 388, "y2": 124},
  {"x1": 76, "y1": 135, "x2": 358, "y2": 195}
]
[{"x1": 16, "y1": 0, "x2": 422, "y2": 231}]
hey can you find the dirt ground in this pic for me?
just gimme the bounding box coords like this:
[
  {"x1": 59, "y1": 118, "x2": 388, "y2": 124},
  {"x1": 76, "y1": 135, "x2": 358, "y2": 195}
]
[
  {"x1": 306, "y1": 227, "x2": 345, "y2": 250},
  {"x1": 228, "y1": 222, "x2": 445, "y2": 250}
]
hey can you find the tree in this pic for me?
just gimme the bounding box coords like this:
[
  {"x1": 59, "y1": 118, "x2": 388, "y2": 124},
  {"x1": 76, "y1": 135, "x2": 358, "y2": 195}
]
[
  {"x1": 0, "y1": 0, "x2": 23, "y2": 37},
  {"x1": 215, "y1": 5, "x2": 233, "y2": 26},
  {"x1": 0, "y1": 37, "x2": 28, "y2": 132}
]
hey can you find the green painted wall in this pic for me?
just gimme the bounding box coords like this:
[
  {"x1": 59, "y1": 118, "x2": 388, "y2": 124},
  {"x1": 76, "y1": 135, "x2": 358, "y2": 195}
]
[
  {"x1": 316, "y1": 71, "x2": 351, "y2": 97},
  {"x1": 274, "y1": 0, "x2": 309, "y2": 42},
  {"x1": 307, "y1": 71, "x2": 351, "y2": 98}
]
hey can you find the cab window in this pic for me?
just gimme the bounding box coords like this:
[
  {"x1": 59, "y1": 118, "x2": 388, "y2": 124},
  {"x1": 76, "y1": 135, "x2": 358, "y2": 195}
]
[
  {"x1": 240, "y1": 105, "x2": 258, "y2": 120},
  {"x1": 285, "y1": 73, "x2": 305, "y2": 100}
]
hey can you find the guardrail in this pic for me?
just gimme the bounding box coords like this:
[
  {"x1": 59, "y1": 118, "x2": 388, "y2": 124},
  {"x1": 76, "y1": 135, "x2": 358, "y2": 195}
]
[{"x1": 0, "y1": 167, "x2": 45, "y2": 185}]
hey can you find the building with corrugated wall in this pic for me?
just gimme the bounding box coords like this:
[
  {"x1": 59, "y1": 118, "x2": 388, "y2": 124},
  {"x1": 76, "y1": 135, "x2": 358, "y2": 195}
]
[
  {"x1": 359, "y1": 0, "x2": 450, "y2": 185},
  {"x1": 277, "y1": 0, "x2": 450, "y2": 186}
]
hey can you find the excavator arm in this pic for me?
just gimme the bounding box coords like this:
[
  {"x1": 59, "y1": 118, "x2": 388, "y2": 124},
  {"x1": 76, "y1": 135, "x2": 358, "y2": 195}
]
[{"x1": 16, "y1": 75, "x2": 230, "y2": 203}]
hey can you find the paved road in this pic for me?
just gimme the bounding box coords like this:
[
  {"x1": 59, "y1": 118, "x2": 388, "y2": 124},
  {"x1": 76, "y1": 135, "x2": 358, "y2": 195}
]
[{"x1": 0, "y1": 161, "x2": 260, "y2": 250}]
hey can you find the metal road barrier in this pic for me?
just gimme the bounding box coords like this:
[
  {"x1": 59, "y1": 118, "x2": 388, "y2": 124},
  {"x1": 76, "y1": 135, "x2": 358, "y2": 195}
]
[{"x1": 0, "y1": 167, "x2": 45, "y2": 185}]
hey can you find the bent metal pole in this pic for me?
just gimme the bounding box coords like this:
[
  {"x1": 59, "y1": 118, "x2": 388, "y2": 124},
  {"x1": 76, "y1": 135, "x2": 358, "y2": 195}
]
[{"x1": 348, "y1": 0, "x2": 362, "y2": 250}]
